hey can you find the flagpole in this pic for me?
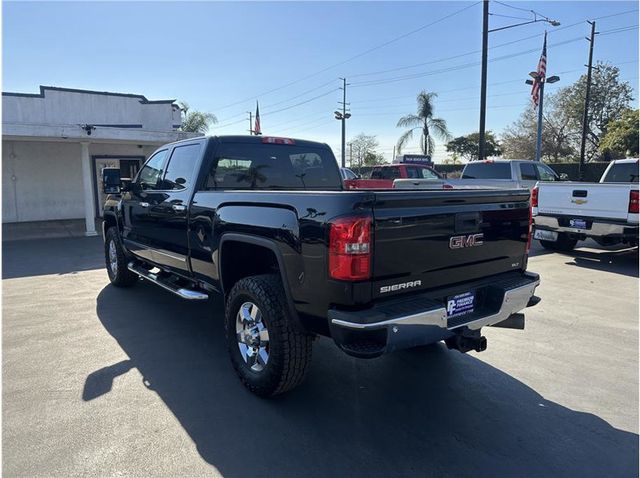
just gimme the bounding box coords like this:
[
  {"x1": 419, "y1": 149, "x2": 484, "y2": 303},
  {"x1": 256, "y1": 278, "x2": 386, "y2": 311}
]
[{"x1": 535, "y1": 80, "x2": 545, "y2": 162}]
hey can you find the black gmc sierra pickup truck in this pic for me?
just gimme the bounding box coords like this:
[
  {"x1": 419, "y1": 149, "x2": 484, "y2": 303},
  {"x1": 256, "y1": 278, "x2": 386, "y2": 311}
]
[{"x1": 102, "y1": 135, "x2": 540, "y2": 397}]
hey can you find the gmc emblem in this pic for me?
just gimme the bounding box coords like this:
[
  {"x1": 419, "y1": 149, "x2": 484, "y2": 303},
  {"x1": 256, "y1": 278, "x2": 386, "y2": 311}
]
[{"x1": 449, "y1": 233, "x2": 484, "y2": 249}]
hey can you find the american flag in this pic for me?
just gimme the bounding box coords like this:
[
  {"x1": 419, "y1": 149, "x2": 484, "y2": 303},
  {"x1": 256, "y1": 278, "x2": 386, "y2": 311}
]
[
  {"x1": 531, "y1": 32, "x2": 547, "y2": 109},
  {"x1": 254, "y1": 101, "x2": 262, "y2": 135}
]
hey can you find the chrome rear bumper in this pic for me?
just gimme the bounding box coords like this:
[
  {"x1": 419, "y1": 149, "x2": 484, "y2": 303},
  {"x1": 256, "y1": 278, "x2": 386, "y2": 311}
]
[
  {"x1": 328, "y1": 272, "x2": 540, "y2": 357},
  {"x1": 535, "y1": 215, "x2": 638, "y2": 237}
]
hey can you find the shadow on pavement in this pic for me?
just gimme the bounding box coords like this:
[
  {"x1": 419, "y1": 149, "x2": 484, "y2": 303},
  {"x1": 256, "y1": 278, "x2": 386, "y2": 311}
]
[
  {"x1": 2, "y1": 236, "x2": 105, "y2": 280},
  {"x1": 565, "y1": 247, "x2": 638, "y2": 278},
  {"x1": 90, "y1": 281, "x2": 638, "y2": 478}
]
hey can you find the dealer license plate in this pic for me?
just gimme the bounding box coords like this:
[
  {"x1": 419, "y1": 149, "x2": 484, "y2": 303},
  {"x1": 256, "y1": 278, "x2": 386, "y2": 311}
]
[
  {"x1": 569, "y1": 218, "x2": 587, "y2": 229},
  {"x1": 446, "y1": 291, "x2": 475, "y2": 318},
  {"x1": 534, "y1": 229, "x2": 558, "y2": 241}
]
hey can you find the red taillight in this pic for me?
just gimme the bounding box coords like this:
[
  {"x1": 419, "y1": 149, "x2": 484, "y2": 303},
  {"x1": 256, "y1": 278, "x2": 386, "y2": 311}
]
[
  {"x1": 531, "y1": 186, "x2": 539, "y2": 208},
  {"x1": 630, "y1": 190, "x2": 639, "y2": 213},
  {"x1": 442, "y1": 183, "x2": 454, "y2": 189},
  {"x1": 261, "y1": 136, "x2": 295, "y2": 145},
  {"x1": 329, "y1": 216, "x2": 372, "y2": 281},
  {"x1": 526, "y1": 204, "x2": 533, "y2": 254}
]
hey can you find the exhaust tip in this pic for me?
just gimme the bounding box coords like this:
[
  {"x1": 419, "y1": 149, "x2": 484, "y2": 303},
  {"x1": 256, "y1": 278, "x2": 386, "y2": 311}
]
[{"x1": 475, "y1": 336, "x2": 487, "y2": 352}]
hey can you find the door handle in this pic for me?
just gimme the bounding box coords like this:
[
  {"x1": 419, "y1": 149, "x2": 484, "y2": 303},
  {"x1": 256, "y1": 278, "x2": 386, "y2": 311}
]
[
  {"x1": 139, "y1": 202, "x2": 150, "y2": 208},
  {"x1": 172, "y1": 204, "x2": 187, "y2": 212}
]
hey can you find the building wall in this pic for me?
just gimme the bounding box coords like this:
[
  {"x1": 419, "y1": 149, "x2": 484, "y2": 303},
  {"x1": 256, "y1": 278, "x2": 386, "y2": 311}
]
[
  {"x1": 2, "y1": 140, "x2": 157, "y2": 223},
  {"x1": 3, "y1": 87, "x2": 180, "y2": 131}
]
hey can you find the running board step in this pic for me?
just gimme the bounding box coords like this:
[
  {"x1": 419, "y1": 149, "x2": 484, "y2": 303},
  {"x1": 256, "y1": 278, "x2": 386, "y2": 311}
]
[{"x1": 128, "y1": 263, "x2": 208, "y2": 300}]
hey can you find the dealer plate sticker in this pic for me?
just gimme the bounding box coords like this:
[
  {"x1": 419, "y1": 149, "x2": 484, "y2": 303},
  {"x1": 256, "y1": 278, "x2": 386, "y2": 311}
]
[
  {"x1": 534, "y1": 229, "x2": 558, "y2": 241},
  {"x1": 446, "y1": 291, "x2": 475, "y2": 318},
  {"x1": 569, "y1": 218, "x2": 587, "y2": 229}
]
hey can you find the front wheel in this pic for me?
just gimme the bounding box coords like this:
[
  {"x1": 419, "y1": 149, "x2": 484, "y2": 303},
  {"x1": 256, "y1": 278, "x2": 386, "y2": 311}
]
[
  {"x1": 539, "y1": 233, "x2": 578, "y2": 252},
  {"x1": 104, "y1": 228, "x2": 138, "y2": 287},
  {"x1": 225, "y1": 274, "x2": 312, "y2": 397}
]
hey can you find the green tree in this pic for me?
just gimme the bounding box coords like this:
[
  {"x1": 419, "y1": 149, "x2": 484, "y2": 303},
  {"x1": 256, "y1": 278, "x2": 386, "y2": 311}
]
[
  {"x1": 178, "y1": 101, "x2": 218, "y2": 134},
  {"x1": 363, "y1": 151, "x2": 385, "y2": 166},
  {"x1": 349, "y1": 133, "x2": 381, "y2": 169},
  {"x1": 396, "y1": 91, "x2": 450, "y2": 156},
  {"x1": 599, "y1": 109, "x2": 639, "y2": 159},
  {"x1": 446, "y1": 131, "x2": 501, "y2": 161},
  {"x1": 556, "y1": 62, "x2": 633, "y2": 159},
  {"x1": 501, "y1": 93, "x2": 577, "y2": 161}
]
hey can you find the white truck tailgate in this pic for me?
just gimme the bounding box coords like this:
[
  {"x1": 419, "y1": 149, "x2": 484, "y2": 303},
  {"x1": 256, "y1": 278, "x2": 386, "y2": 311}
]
[{"x1": 537, "y1": 182, "x2": 633, "y2": 221}]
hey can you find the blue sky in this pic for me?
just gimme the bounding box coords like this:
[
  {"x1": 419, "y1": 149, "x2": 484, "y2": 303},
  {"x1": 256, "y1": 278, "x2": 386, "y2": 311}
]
[{"x1": 3, "y1": 1, "x2": 638, "y2": 162}]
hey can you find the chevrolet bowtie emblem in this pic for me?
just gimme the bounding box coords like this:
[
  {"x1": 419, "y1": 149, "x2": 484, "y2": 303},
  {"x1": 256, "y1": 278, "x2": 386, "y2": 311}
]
[{"x1": 571, "y1": 199, "x2": 588, "y2": 205}]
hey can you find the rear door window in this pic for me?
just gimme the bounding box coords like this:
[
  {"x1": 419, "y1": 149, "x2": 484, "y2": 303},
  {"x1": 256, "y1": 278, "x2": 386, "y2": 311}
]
[
  {"x1": 205, "y1": 143, "x2": 341, "y2": 190},
  {"x1": 519, "y1": 162, "x2": 538, "y2": 181},
  {"x1": 462, "y1": 162, "x2": 512, "y2": 179},
  {"x1": 535, "y1": 163, "x2": 558, "y2": 181},
  {"x1": 161, "y1": 143, "x2": 202, "y2": 190},
  {"x1": 602, "y1": 162, "x2": 640, "y2": 183}
]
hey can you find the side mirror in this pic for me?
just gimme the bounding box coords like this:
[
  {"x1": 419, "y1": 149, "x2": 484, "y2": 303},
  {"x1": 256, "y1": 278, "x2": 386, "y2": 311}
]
[
  {"x1": 102, "y1": 168, "x2": 121, "y2": 194},
  {"x1": 559, "y1": 173, "x2": 569, "y2": 181}
]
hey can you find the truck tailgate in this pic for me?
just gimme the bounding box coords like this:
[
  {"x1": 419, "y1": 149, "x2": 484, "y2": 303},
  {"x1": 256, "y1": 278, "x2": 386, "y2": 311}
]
[
  {"x1": 537, "y1": 182, "x2": 633, "y2": 220},
  {"x1": 371, "y1": 189, "x2": 530, "y2": 298}
]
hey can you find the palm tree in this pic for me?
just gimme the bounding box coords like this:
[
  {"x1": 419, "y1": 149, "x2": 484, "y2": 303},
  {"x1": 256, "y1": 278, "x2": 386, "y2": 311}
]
[
  {"x1": 396, "y1": 91, "x2": 451, "y2": 156},
  {"x1": 178, "y1": 101, "x2": 218, "y2": 134}
]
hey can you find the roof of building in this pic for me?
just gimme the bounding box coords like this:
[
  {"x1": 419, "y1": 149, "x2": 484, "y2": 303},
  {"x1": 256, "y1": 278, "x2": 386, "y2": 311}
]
[{"x1": 2, "y1": 85, "x2": 176, "y2": 105}]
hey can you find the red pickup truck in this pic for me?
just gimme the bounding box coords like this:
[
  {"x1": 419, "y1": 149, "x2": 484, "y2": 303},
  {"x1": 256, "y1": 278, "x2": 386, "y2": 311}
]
[{"x1": 344, "y1": 163, "x2": 447, "y2": 189}]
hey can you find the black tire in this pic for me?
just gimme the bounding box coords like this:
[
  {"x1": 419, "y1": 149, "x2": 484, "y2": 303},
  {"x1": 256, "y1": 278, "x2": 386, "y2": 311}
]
[
  {"x1": 539, "y1": 233, "x2": 578, "y2": 252},
  {"x1": 104, "y1": 227, "x2": 138, "y2": 287},
  {"x1": 225, "y1": 274, "x2": 312, "y2": 397}
]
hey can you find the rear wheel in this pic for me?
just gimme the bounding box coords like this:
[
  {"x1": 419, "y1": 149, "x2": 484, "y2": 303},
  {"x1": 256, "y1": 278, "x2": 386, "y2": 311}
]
[
  {"x1": 105, "y1": 228, "x2": 138, "y2": 287},
  {"x1": 225, "y1": 274, "x2": 312, "y2": 397},
  {"x1": 539, "y1": 233, "x2": 578, "y2": 252}
]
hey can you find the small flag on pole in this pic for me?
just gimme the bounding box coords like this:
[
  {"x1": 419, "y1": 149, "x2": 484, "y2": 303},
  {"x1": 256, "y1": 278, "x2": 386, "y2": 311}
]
[
  {"x1": 531, "y1": 32, "x2": 547, "y2": 109},
  {"x1": 254, "y1": 101, "x2": 262, "y2": 135}
]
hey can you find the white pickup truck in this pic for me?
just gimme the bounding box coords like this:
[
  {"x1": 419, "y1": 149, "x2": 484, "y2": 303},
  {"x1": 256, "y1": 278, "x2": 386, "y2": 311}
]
[{"x1": 532, "y1": 159, "x2": 639, "y2": 251}]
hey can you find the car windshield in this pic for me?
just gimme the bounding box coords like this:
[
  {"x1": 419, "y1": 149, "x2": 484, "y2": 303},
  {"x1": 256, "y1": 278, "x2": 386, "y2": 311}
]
[{"x1": 602, "y1": 162, "x2": 640, "y2": 183}]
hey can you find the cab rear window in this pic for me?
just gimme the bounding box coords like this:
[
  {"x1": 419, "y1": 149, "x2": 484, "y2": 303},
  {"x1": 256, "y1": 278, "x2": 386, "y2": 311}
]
[
  {"x1": 602, "y1": 162, "x2": 639, "y2": 183},
  {"x1": 204, "y1": 143, "x2": 342, "y2": 190},
  {"x1": 462, "y1": 162, "x2": 511, "y2": 179}
]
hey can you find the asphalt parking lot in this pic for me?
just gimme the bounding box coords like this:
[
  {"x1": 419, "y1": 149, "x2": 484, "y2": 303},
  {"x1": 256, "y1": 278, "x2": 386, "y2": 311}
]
[{"x1": 3, "y1": 237, "x2": 638, "y2": 477}]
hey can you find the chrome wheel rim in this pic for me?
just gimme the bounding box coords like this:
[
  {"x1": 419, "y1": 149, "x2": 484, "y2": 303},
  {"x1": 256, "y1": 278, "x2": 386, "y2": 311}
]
[
  {"x1": 236, "y1": 302, "x2": 269, "y2": 372},
  {"x1": 108, "y1": 240, "x2": 118, "y2": 276}
]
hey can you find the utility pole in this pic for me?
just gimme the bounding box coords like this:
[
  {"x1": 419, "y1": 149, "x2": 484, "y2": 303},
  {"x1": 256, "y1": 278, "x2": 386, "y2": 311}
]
[
  {"x1": 579, "y1": 20, "x2": 597, "y2": 180},
  {"x1": 392, "y1": 145, "x2": 396, "y2": 163},
  {"x1": 335, "y1": 78, "x2": 351, "y2": 168},
  {"x1": 247, "y1": 111, "x2": 253, "y2": 135},
  {"x1": 478, "y1": 0, "x2": 489, "y2": 161},
  {"x1": 349, "y1": 142, "x2": 353, "y2": 168},
  {"x1": 341, "y1": 78, "x2": 347, "y2": 168}
]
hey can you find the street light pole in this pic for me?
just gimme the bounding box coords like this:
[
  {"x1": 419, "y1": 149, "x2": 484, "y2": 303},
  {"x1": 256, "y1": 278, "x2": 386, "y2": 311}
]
[
  {"x1": 526, "y1": 74, "x2": 560, "y2": 162},
  {"x1": 478, "y1": 0, "x2": 489, "y2": 161},
  {"x1": 535, "y1": 80, "x2": 545, "y2": 162},
  {"x1": 477, "y1": 3, "x2": 560, "y2": 161}
]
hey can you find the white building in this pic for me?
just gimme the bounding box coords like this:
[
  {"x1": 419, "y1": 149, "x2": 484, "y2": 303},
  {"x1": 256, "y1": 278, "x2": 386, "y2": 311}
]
[{"x1": 2, "y1": 85, "x2": 198, "y2": 235}]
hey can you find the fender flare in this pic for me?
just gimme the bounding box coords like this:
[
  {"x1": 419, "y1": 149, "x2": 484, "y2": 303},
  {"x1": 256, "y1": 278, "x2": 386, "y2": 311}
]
[{"x1": 218, "y1": 233, "x2": 301, "y2": 327}]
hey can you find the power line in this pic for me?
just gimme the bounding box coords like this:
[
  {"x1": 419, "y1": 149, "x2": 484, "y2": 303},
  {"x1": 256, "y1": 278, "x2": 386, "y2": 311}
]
[
  {"x1": 351, "y1": 36, "x2": 585, "y2": 88},
  {"x1": 211, "y1": 2, "x2": 480, "y2": 111},
  {"x1": 261, "y1": 88, "x2": 339, "y2": 117},
  {"x1": 347, "y1": 7, "x2": 637, "y2": 80},
  {"x1": 215, "y1": 8, "x2": 637, "y2": 127}
]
